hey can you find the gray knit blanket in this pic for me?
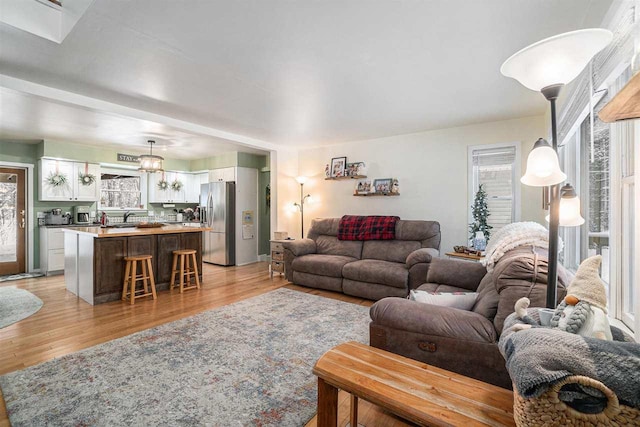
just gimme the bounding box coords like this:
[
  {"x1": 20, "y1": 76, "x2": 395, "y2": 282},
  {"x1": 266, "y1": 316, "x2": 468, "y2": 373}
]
[{"x1": 499, "y1": 311, "x2": 640, "y2": 409}]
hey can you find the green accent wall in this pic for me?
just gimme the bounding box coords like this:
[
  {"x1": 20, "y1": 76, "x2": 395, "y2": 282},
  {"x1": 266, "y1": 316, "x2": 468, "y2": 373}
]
[{"x1": 258, "y1": 171, "x2": 271, "y2": 255}]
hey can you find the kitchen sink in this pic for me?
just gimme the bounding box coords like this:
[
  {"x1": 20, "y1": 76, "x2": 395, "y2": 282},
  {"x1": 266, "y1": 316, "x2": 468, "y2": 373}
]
[{"x1": 107, "y1": 223, "x2": 137, "y2": 228}]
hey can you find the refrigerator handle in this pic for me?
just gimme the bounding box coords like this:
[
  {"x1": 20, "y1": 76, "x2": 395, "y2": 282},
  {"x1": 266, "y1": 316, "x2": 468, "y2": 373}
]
[{"x1": 207, "y1": 192, "x2": 214, "y2": 227}]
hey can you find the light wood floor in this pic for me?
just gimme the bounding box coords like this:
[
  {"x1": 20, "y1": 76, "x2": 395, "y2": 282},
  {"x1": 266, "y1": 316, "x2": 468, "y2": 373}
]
[{"x1": 0, "y1": 262, "x2": 415, "y2": 427}]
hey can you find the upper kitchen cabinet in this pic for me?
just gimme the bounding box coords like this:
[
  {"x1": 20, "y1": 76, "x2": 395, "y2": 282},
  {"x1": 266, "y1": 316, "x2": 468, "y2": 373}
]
[
  {"x1": 39, "y1": 159, "x2": 100, "y2": 202},
  {"x1": 185, "y1": 172, "x2": 208, "y2": 204},
  {"x1": 148, "y1": 171, "x2": 188, "y2": 203},
  {"x1": 209, "y1": 167, "x2": 236, "y2": 182}
]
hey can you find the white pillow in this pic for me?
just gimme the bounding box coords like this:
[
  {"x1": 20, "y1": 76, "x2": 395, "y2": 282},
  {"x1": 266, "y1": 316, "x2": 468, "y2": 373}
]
[{"x1": 409, "y1": 290, "x2": 478, "y2": 311}]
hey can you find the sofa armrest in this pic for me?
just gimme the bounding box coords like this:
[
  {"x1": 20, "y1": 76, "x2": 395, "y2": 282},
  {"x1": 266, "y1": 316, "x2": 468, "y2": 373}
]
[
  {"x1": 370, "y1": 297, "x2": 497, "y2": 343},
  {"x1": 406, "y1": 247, "x2": 439, "y2": 268},
  {"x1": 282, "y1": 238, "x2": 316, "y2": 256}
]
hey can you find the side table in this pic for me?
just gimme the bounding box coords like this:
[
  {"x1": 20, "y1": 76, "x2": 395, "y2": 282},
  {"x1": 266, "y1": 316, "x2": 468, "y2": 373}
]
[
  {"x1": 269, "y1": 239, "x2": 291, "y2": 278},
  {"x1": 445, "y1": 251, "x2": 485, "y2": 263}
]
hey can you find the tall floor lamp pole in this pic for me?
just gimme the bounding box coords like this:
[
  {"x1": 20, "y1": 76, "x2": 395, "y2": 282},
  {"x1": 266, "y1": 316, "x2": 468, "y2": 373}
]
[
  {"x1": 501, "y1": 29, "x2": 612, "y2": 308},
  {"x1": 543, "y1": 85, "x2": 562, "y2": 308},
  {"x1": 294, "y1": 177, "x2": 311, "y2": 238}
]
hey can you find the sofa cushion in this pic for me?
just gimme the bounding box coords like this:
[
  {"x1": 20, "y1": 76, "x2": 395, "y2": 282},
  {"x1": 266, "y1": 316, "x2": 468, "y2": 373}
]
[
  {"x1": 362, "y1": 240, "x2": 420, "y2": 263},
  {"x1": 426, "y1": 258, "x2": 486, "y2": 291},
  {"x1": 472, "y1": 273, "x2": 500, "y2": 319},
  {"x1": 316, "y1": 235, "x2": 363, "y2": 259},
  {"x1": 292, "y1": 254, "x2": 357, "y2": 278},
  {"x1": 342, "y1": 259, "x2": 408, "y2": 289},
  {"x1": 409, "y1": 290, "x2": 479, "y2": 310}
]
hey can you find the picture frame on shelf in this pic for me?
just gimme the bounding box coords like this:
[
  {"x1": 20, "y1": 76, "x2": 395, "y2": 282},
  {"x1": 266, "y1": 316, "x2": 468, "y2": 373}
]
[
  {"x1": 330, "y1": 157, "x2": 347, "y2": 178},
  {"x1": 355, "y1": 179, "x2": 372, "y2": 194},
  {"x1": 373, "y1": 178, "x2": 392, "y2": 194},
  {"x1": 345, "y1": 161, "x2": 366, "y2": 177}
]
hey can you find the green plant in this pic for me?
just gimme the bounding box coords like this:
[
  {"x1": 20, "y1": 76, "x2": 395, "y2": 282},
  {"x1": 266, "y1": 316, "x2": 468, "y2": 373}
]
[
  {"x1": 46, "y1": 171, "x2": 68, "y2": 187},
  {"x1": 78, "y1": 171, "x2": 96, "y2": 186},
  {"x1": 157, "y1": 179, "x2": 169, "y2": 191},
  {"x1": 469, "y1": 184, "x2": 492, "y2": 241}
]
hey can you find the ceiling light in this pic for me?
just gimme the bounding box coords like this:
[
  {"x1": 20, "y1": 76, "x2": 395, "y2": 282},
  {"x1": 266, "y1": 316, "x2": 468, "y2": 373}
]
[{"x1": 138, "y1": 140, "x2": 164, "y2": 173}]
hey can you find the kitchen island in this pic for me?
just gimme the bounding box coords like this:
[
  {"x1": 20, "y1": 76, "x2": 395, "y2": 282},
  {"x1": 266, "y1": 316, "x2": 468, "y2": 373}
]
[{"x1": 62, "y1": 224, "x2": 210, "y2": 305}]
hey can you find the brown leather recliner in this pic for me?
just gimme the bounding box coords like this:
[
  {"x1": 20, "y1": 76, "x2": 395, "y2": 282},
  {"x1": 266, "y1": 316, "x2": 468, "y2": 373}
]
[{"x1": 369, "y1": 246, "x2": 569, "y2": 389}]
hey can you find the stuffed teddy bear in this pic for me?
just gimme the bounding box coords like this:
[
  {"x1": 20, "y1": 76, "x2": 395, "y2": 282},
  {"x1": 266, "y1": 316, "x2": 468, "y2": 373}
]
[{"x1": 514, "y1": 255, "x2": 612, "y2": 340}]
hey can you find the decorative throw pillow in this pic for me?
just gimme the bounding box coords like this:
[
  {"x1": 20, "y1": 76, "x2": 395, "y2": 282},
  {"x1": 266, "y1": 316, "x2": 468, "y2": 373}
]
[{"x1": 409, "y1": 290, "x2": 479, "y2": 311}]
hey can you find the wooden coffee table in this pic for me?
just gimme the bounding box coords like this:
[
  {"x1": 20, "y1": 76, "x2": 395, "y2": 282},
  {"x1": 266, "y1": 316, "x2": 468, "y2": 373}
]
[{"x1": 312, "y1": 341, "x2": 514, "y2": 427}]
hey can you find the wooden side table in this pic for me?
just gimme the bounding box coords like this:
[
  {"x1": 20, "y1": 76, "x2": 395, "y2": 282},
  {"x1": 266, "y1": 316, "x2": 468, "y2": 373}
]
[
  {"x1": 269, "y1": 239, "x2": 291, "y2": 278},
  {"x1": 445, "y1": 251, "x2": 485, "y2": 263},
  {"x1": 313, "y1": 341, "x2": 514, "y2": 427}
]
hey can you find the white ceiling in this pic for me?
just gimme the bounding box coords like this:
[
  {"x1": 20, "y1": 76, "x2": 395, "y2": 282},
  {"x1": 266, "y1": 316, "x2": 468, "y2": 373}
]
[{"x1": 0, "y1": 0, "x2": 613, "y2": 156}]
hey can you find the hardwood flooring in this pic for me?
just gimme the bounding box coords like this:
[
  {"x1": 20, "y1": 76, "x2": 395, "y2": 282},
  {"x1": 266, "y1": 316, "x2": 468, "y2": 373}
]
[{"x1": 0, "y1": 262, "x2": 415, "y2": 427}]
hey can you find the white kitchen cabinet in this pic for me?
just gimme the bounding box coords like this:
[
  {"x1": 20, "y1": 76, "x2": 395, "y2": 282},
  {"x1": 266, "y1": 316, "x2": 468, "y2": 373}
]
[
  {"x1": 40, "y1": 227, "x2": 66, "y2": 275},
  {"x1": 73, "y1": 162, "x2": 101, "y2": 201},
  {"x1": 39, "y1": 159, "x2": 100, "y2": 202},
  {"x1": 185, "y1": 172, "x2": 208, "y2": 203},
  {"x1": 209, "y1": 167, "x2": 235, "y2": 182},
  {"x1": 148, "y1": 171, "x2": 188, "y2": 203}
]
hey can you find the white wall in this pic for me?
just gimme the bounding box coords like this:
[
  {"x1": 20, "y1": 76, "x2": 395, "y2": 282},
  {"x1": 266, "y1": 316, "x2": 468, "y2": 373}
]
[
  {"x1": 277, "y1": 115, "x2": 547, "y2": 254},
  {"x1": 235, "y1": 167, "x2": 258, "y2": 265}
]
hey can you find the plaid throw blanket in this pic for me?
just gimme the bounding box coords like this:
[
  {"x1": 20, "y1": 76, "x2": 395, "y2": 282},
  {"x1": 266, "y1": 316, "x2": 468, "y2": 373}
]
[{"x1": 337, "y1": 215, "x2": 399, "y2": 241}]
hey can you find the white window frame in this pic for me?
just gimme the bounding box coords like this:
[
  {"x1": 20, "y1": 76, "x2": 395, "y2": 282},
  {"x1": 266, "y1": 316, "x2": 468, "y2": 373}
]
[
  {"x1": 467, "y1": 142, "x2": 522, "y2": 237},
  {"x1": 98, "y1": 165, "x2": 148, "y2": 211}
]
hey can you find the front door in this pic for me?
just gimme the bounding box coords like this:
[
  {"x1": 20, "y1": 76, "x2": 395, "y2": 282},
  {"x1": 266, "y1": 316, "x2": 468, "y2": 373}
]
[{"x1": 0, "y1": 167, "x2": 26, "y2": 275}]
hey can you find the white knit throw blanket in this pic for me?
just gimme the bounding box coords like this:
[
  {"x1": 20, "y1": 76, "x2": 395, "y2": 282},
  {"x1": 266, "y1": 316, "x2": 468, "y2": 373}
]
[{"x1": 482, "y1": 222, "x2": 563, "y2": 272}]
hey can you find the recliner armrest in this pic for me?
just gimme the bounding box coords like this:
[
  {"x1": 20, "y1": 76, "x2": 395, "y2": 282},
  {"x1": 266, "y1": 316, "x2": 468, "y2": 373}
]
[
  {"x1": 406, "y1": 248, "x2": 439, "y2": 268},
  {"x1": 282, "y1": 238, "x2": 316, "y2": 256},
  {"x1": 370, "y1": 297, "x2": 497, "y2": 343}
]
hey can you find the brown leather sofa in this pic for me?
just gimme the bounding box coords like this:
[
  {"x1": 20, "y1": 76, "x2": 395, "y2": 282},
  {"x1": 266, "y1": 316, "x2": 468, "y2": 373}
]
[
  {"x1": 369, "y1": 246, "x2": 569, "y2": 389},
  {"x1": 282, "y1": 218, "x2": 441, "y2": 300}
]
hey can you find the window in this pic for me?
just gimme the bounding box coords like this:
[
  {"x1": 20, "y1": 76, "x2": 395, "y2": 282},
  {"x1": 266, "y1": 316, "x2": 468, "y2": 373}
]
[
  {"x1": 468, "y1": 144, "x2": 520, "y2": 235},
  {"x1": 99, "y1": 168, "x2": 146, "y2": 210}
]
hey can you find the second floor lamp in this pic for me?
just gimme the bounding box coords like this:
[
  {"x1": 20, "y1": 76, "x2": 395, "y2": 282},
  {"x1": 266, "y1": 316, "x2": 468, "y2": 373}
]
[{"x1": 293, "y1": 176, "x2": 311, "y2": 238}]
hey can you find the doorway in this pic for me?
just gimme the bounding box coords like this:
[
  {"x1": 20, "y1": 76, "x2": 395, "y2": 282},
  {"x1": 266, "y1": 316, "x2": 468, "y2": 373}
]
[{"x1": 0, "y1": 167, "x2": 26, "y2": 275}]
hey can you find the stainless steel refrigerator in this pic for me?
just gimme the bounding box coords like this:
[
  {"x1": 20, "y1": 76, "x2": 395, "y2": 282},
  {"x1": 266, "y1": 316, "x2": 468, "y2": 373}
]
[{"x1": 201, "y1": 181, "x2": 235, "y2": 266}]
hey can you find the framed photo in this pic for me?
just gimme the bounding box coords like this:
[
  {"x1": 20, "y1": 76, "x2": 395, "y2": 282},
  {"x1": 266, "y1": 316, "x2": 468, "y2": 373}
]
[
  {"x1": 355, "y1": 179, "x2": 372, "y2": 194},
  {"x1": 373, "y1": 178, "x2": 392, "y2": 194},
  {"x1": 331, "y1": 157, "x2": 347, "y2": 178}
]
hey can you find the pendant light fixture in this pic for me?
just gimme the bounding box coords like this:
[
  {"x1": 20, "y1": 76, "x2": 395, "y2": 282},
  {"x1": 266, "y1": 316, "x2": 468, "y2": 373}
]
[{"x1": 138, "y1": 140, "x2": 164, "y2": 173}]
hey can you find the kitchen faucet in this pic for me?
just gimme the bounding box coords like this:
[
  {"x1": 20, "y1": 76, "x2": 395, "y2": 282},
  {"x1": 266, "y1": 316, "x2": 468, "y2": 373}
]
[{"x1": 123, "y1": 211, "x2": 135, "y2": 223}]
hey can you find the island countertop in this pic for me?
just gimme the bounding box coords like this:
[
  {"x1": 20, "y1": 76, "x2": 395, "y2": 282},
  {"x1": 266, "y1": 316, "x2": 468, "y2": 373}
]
[{"x1": 61, "y1": 224, "x2": 211, "y2": 238}]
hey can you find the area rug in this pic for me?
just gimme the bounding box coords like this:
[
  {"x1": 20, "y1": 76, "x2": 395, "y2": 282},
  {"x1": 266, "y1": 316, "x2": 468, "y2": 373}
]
[
  {"x1": 0, "y1": 286, "x2": 43, "y2": 329},
  {"x1": 0, "y1": 288, "x2": 370, "y2": 426},
  {"x1": 0, "y1": 272, "x2": 44, "y2": 282}
]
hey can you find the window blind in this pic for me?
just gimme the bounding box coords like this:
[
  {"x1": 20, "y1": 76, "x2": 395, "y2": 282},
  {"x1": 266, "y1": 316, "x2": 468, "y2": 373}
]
[{"x1": 557, "y1": 3, "x2": 636, "y2": 145}]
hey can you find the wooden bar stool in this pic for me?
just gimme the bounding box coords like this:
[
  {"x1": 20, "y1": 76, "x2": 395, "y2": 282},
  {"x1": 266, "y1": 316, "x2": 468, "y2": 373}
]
[
  {"x1": 170, "y1": 249, "x2": 200, "y2": 293},
  {"x1": 122, "y1": 255, "x2": 157, "y2": 305}
]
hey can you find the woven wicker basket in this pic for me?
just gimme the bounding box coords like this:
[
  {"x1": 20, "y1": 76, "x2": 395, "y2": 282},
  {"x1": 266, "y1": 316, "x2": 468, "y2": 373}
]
[{"x1": 514, "y1": 375, "x2": 640, "y2": 426}]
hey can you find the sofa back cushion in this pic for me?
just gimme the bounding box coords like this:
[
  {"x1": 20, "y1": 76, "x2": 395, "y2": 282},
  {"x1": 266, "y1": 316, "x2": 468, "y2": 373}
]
[
  {"x1": 307, "y1": 217, "x2": 441, "y2": 261},
  {"x1": 492, "y1": 246, "x2": 568, "y2": 334},
  {"x1": 316, "y1": 235, "x2": 363, "y2": 259},
  {"x1": 362, "y1": 240, "x2": 420, "y2": 263},
  {"x1": 426, "y1": 258, "x2": 486, "y2": 291}
]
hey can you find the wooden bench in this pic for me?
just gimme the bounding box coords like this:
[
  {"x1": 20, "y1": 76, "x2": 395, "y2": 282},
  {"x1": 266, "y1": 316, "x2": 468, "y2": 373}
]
[{"x1": 312, "y1": 341, "x2": 515, "y2": 427}]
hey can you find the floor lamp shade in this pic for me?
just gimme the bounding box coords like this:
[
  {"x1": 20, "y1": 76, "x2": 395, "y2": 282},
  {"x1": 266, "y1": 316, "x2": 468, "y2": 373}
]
[
  {"x1": 521, "y1": 138, "x2": 566, "y2": 186},
  {"x1": 500, "y1": 29, "x2": 612, "y2": 91},
  {"x1": 545, "y1": 184, "x2": 585, "y2": 226}
]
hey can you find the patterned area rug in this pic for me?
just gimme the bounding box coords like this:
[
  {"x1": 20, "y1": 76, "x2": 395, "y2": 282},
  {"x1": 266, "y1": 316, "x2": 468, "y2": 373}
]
[
  {"x1": 0, "y1": 272, "x2": 44, "y2": 282},
  {"x1": 0, "y1": 288, "x2": 370, "y2": 426},
  {"x1": 0, "y1": 286, "x2": 43, "y2": 329}
]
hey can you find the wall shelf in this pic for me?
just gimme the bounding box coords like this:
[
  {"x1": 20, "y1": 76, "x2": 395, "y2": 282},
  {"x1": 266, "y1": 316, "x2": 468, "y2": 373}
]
[
  {"x1": 599, "y1": 72, "x2": 640, "y2": 122},
  {"x1": 353, "y1": 193, "x2": 399, "y2": 197},
  {"x1": 325, "y1": 175, "x2": 367, "y2": 180}
]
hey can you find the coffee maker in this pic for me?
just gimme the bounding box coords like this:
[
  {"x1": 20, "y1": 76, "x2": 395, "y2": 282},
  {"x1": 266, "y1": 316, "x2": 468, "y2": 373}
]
[
  {"x1": 73, "y1": 206, "x2": 91, "y2": 225},
  {"x1": 44, "y1": 209, "x2": 71, "y2": 225}
]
